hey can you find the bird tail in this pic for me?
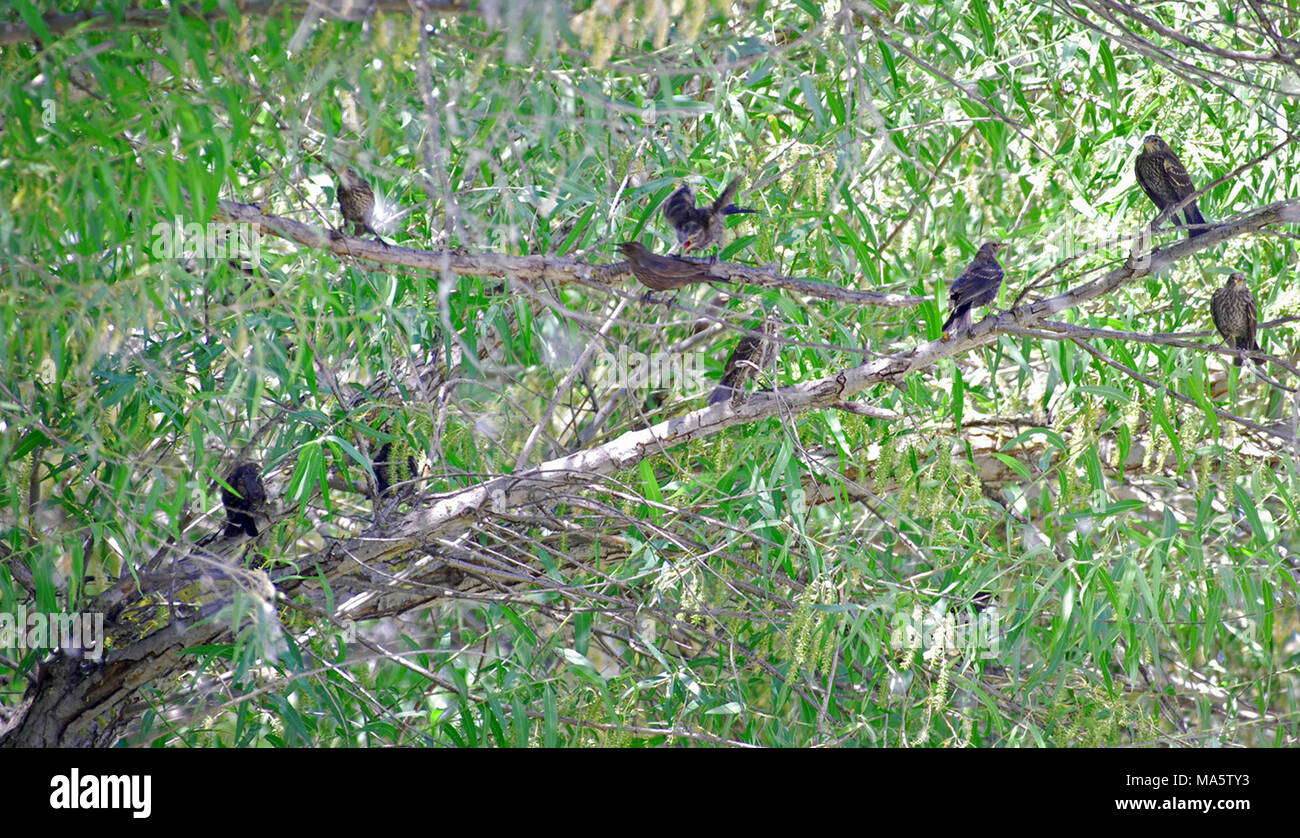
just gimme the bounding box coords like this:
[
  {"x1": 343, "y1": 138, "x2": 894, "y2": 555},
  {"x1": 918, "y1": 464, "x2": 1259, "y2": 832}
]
[
  {"x1": 941, "y1": 306, "x2": 971, "y2": 337},
  {"x1": 711, "y1": 177, "x2": 743, "y2": 215},
  {"x1": 722, "y1": 206, "x2": 759, "y2": 216},
  {"x1": 709, "y1": 363, "x2": 746, "y2": 404},
  {"x1": 1185, "y1": 202, "x2": 1208, "y2": 238},
  {"x1": 1242, "y1": 338, "x2": 1264, "y2": 367},
  {"x1": 364, "y1": 224, "x2": 388, "y2": 246},
  {"x1": 708, "y1": 384, "x2": 734, "y2": 405},
  {"x1": 224, "y1": 515, "x2": 259, "y2": 539}
]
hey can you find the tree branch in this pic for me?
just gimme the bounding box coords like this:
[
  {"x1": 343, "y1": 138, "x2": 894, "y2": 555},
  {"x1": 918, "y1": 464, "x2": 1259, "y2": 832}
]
[
  {"x1": 1063, "y1": 335, "x2": 1290, "y2": 441},
  {"x1": 214, "y1": 199, "x2": 930, "y2": 307}
]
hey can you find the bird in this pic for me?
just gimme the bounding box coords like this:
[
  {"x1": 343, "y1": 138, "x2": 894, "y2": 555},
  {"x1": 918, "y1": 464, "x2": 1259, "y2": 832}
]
[
  {"x1": 374, "y1": 442, "x2": 418, "y2": 496},
  {"x1": 327, "y1": 163, "x2": 386, "y2": 244},
  {"x1": 221, "y1": 462, "x2": 267, "y2": 538},
  {"x1": 709, "y1": 322, "x2": 776, "y2": 405},
  {"x1": 941, "y1": 242, "x2": 1007, "y2": 339},
  {"x1": 618, "y1": 241, "x2": 731, "y2": 292},
  {"x1": 662, "y1": 176, "x2": 757, "y2": 254},
  {"x1": 1134, "y1": 135, "x2": 1209, "y2": 239},
  {"x1": 1210, "y1": 271, "x2": 1262, "y2": 367}
]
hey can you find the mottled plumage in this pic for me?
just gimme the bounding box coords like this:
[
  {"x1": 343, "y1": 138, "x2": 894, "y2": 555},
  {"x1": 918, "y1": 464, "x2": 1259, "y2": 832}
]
[
  {"x1": 941, "y1": 242, "x2": 1007, "y2": 339},
  {"x1": 618, "y1": 241, "x2": 731, "y2": 291},
  {"x1": 662, "y1": 176, "x2": 757, "y2": 254},
  {"x1": 329, "y1": 164, "x2": 386, "y2": 244},
  {"x1": 1211, "y1": 271, "x2": 1261, "y2": 367},
  {"x1": 222, "y1": 462, "x2": 267, "y2": 539},
  {"x1": 708, "y1": 321, "x2": 776, "y2": 406},
  {"x1": 1134, "y1": 135, "x2": 1208, "y2": 239}
]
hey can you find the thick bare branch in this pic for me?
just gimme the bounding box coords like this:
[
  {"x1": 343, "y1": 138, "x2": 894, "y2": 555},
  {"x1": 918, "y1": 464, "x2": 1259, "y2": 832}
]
[{"x1": 215, "y1": 199, "x2": 929, "y2": 307}]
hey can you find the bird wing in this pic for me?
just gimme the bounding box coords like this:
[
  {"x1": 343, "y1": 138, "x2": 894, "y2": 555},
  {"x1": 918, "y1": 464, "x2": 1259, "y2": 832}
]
[
  {"x1": 710, "y1": 333, "x2": 764, "y2": 403},
  {"x1": 726, "y1": 334, "x2": 762, "y2": 372},
  {"x1": 1134, "y1": 156, "x2": 1169, "y2": 207},
  {"x1": 711, "y1": 177, "x2": 743, "y2": 215},
  {"x1": 663, "y1": 186, "x2": 697, "y2": 227},
  {"x1": 949, "y1": 259, "x2": 1001, "y2": 307},
  {"x1": 1245, "y1": 289, "x2": 1258, "y2": 341},
  {"x1": 645, "y1": 252, "x2": 721, "y2": 281},
  {"x1": 1161, "y1": 155, "x2": 1195, "y2": 197},
  {"x1": 1209, "y1": 287, "x2": 1227, "y2": 339}
]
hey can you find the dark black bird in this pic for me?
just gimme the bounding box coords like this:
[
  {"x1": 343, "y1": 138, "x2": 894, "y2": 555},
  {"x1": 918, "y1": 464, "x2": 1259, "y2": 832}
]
[
  {"x1": 374, "y1": 442, "x2": 419, "y2": 496},
  {"x1": 941, "y1": 242, "x2": 1007, "y2": 339},
  {"x1": 662, "y1": 176, "x2": 757, "y2": 254},
  {"x1": 1134, "y1": 135, "x2": 1208, "y2": 239},
  {"x1": 1211, "y1": 271, "x2": 1261, "y2": 367},
  {"x1": 709, "y1": 322, "x2": 776, "y2": 405},
  {"x1": 618, "y1": 241, "x2": 731, "y2": 292},
  {"x1": 327, "y1": 164, "x2": 386, "y2": 244},
  {"x1": 709, "y1": 335, "x2": 763, "y2": 406},
  {"x1": 221, "y1": 462, "x2": 267, "y2": 538}
]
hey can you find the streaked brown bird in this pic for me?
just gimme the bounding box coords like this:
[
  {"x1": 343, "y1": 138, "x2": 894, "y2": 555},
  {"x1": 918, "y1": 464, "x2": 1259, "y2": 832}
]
[
  {"x1": 941, "y1": 242, "x2": 1007, "y2": 339},
  {"x1": 222, "y1": 462, "x2": 267, "y2": 538},
  {"x1": 618, "y1": 241, "x2": 731, "y2": 292},
  {"x1": 662, "y1": 176, "x2": 757, "y2": 254},
  {"x1": 1211, "y1": 271, "x2": 1261, "y2": 367},
  {"x1": 327, "y1": 164, "x2": 386, "y2": 244},
  {"x1": 1134, "y1": 135, "x2": 1208, "y2": 239},
  {"x1": 709, "y1": 321, "x2": 776, "y2": 406}
]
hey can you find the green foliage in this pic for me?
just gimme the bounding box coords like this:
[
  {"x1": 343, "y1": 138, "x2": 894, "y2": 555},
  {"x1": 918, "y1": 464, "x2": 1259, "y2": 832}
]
[{"x1": 1, "y1": 0, "x2": 1298, "y2": 747}]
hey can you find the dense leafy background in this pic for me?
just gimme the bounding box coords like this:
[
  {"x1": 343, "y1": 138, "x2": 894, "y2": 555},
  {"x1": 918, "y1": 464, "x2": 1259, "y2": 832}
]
[{"x1": 1, "y1": 0, "x2": 1298, "y2": 746}]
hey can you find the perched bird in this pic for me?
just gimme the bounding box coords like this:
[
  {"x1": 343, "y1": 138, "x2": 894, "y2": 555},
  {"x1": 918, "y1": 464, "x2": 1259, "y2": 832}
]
[
  {"x1": 662, "y1": 176, "x2": 757, "y2": 254},
  {"x1": 1210, "y1": 271, "x2": 1262, "y2": 367},
  {"x1": 327, "y1": 163, "x2": 386, "y2": 244},
  {"x1": 708, "y1": 323, "x2": 776, "y2": 406},
  {"x1": 374, "y1": 442, "x2": 419, "y2": 497},
  {"x1": 618, "y1": 241, "x2": 731, "y2": 292},
  {"x1": 941, "y1": 242, "x2": 1007, "y2": 339},
  {"x1": 221, "y1": 463, "x2": 267, "y2": 539},
  {"x1": 1134, "y1": 135, "x2": 1209, "y2": 239}
]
